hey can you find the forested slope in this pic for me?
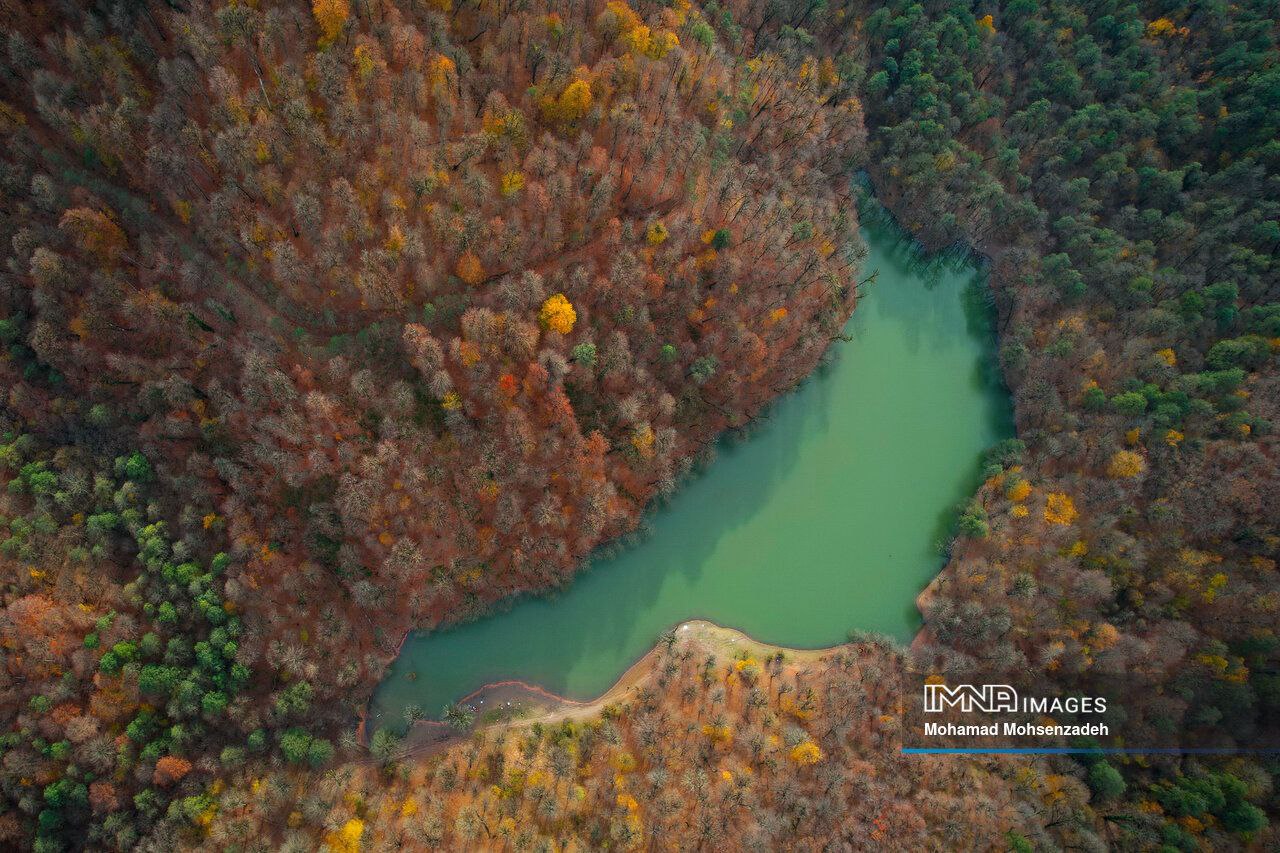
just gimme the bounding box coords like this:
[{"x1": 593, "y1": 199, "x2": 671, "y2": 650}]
[
  {"x1": 1, "y1": 0, "x2": 1277, "y2": 850},
  {"x1": 851, "y1": 0, "x2": 1280, "y2": 847},
  {"x1": 0, "y1": 0, "x2": 864, "y2": 848}
]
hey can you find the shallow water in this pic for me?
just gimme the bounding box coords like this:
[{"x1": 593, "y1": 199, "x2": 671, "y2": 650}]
[{"x1": 370, "y1": 202, "x2": 1012, "y2": 729}]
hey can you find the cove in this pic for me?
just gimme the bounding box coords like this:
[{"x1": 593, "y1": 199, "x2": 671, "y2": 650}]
[{"x1": 369, "y1": 199, "x2": 1012, "y2": 731}]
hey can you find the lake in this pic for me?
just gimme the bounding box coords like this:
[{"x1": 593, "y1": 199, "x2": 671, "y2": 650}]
[{"x1": 369, "y1": 198, "x2": 1012, "y2": 730}]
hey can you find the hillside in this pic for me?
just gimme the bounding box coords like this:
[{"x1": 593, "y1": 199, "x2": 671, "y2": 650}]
[
  {"x1": 1, "y1": 0, "x2": 1278, "y2": 851},
  {"x1": 0, "y1": 0, "x2": 866, "y2": 849}
]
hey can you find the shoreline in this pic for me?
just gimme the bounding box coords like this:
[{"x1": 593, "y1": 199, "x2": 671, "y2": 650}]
[
  {"x1": 363, "y1": 583, "x2": 918, "y2": 736},
  {"x1": 360, "y1": 607, "x2": 880, "y2": 747},
  {"x1": 356, "y1": 227, "x2": 867, "y2": 743},
  {"x1": 391, "y1": 619, "x2": 844, "y2": 758},
  {"x1": 358, "y1": 179, "x2": 999, "y2": 747}
]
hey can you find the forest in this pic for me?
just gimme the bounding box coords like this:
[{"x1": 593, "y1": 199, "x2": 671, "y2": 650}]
[{"x1": 0, "y1": 0, "x2": 1276, "y2": 850}]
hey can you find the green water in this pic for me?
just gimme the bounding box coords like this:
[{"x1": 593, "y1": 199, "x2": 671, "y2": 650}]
[{"x1": 369, "y1": 204, "x2": 1011, "y2": 729}]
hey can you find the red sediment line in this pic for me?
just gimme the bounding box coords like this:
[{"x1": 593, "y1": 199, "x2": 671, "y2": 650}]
[
  {"x1": 360, "y1": 618, "x2": 667, "y2": 741},
  {"x1": 456, "y1": 679, "x2": 592, "y2": 708}
]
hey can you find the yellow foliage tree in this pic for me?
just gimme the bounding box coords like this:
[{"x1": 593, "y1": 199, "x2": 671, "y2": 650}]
[
  {"x1": 327, "y1": 818, "x2": 364, "y2": 853},
  {"x1": 789, "y1": 741, "x2": 823, "y2": 765},
  {"x1": 384, "y1": 225, "x2": 405, "y2": 255},
  {"x1": 630, "y1": 424, "x2": 655, "y2": 458},
  {"x1": 1202, "y1": 572, "x2": 1228, "y2": 603},
  {"x1": 601, "y1": 0, "x2": 677, "y2": 58},
  {"x1": 1107, "y1": 450, "x2": 1145, "y2": 478},
  {"x1": 605, "y1": 0, "x2": 643, "y2": 32},
  {"x1": 819, "y1": 57, "x2": 840, "y2": 87},
  {"x1": 500, "y1": 171, "x2": 526, "y2": 196},
  {"x1": 539, "y1": 293, "x2": 577, "y2": 334},
  {"x1": 312, "y1": 0, "x2": 350, "y2": 47},
  {"x1": 627, "y1": 26, "x2": 678, "y2": 58},
  {"x1": 701, "y1": 723, "x2": 733, "y2": 744},
  {"x1": 353, "y1": 44, "x2": 377, "y2": 82},
  {"x1": 1090, "y1": 623, "x2": 1120, "y2": 651},
  {"x1": 562, "y1": 79, "x2": 593, "y2": 118},
  {"x1": 455, "y1": 251, "x2": 484, "y2": 285},
  {"x1": 733, "y1": 656, "x2": 761, "y2": 680},
  {"x1": 1006, "y1": 479, "x2": 1032, "y2": 502},
  {"x1": 544, "y1": 79, "x2": 593, "y2": 123},
  {"x1": 622, "y1": 23, "x2": 652, "y2": 55},
  {"x1": 1044, "y1": 493, "x2": 1078, "y2": 526},
  {"x1": 646, "y1": 222, "x2": 669, "y2": 245},
  {"x1": 429, "y1": 54, "x2": 456, "y2": 91},
  {"x1": 649, "y1": 30, "x2": 679, "y2": 60}
]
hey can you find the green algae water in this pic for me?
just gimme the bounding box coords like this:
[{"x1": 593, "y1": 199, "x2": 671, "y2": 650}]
[{"x1": 370, "y1": 201, "x2": 1012, "y2": 730}]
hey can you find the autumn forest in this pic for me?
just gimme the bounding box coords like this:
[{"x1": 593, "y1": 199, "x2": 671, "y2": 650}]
[{"x1": 0, "y1": 0, "x2": 1277, "y2": 851}]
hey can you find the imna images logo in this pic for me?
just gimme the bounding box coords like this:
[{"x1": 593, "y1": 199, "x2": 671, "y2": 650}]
[
  {"x1": 921, "y1": 683, "x2": 1108, "y2": 715},
  {"x1": 924, "y1": 683, "x2": 1018, "y2": 713}
]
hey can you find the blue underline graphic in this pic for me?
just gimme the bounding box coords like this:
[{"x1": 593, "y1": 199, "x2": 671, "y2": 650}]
[{"x1": 902, "y1": 747, "x2": 1280, "y2": 755}]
